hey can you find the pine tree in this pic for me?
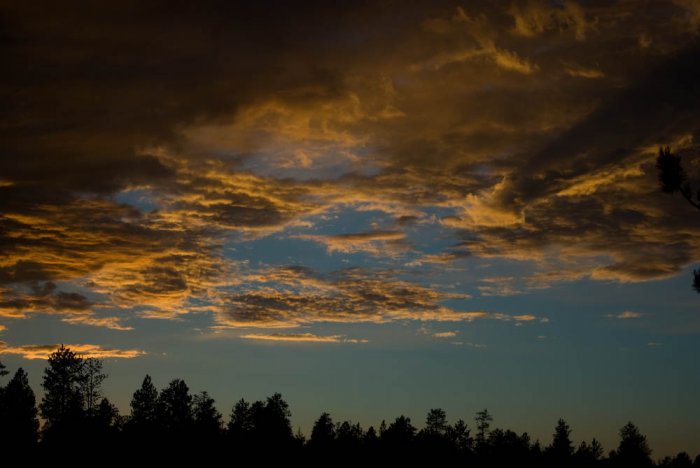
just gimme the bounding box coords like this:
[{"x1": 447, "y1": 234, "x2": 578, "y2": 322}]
[
  {"x1": 448, "y1": 419, "x2": 473, "y2": 452},
  {"x1": 157, "y1": 378, "x2": 193, "y2": 433},
  {"x1": 0, "y1": 368, "x2": 39, "y2": 447},
  {"x1": 40, "y1": 345, "x2": 85, "y2": 439},
  {"x1": 310, "y1": 412, "x2": 336, "y2": 448},
  {"x1": 547, "y1": 418, "x2": 574, "y2": 463},
  {"x1": 192, "y1": 391, "x2": 223, "y2": 436},
  {"x1": 475, "y1": 408, "x2": 493, "y2": 447},
  {"x1": 425, "y1": 408, "x2": 448, "y2": 436},
  {"x1": 227, "y1": 398, "x2": 253, "y2": 439},
  {"x1": 79, "y1": 357, "x2": 106, "y2": 416},
  {"x1": 610, "y1": 421, "x2": 652, "y2": 468},
  {"x1": 130, "y1": 374, "x2": 159, "y2": 427}
]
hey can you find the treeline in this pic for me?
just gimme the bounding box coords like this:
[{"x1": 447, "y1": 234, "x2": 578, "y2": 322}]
[{"x1": 0, "y1": 345, "x2": 696, "y2": 466}]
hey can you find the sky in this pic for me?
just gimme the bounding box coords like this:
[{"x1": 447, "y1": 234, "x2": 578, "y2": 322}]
[{"x1": 1, "y1": 0, "x2": 700, "y2": 457}]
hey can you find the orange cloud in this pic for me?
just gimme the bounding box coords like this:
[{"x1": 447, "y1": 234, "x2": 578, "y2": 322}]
[
  {"x1": 432, "y1": 331, "x2": 458, "y2": 338},
  {"x1": 214, "y1": 265, "x2": 536, "y2": 328},
  {"x1": 0, "y1": 342, "x2": 146, "y2": 360},
  {"x1": 508, "y1": 0, "x2": 593, "y2": 40},
  {"x1": 1, "y1": 0, "x2": 700, "y2": 341},
  {"x1": 295, "y1": 231, "x2": 409, "y2": 256},
  {"x1": 565, "y1": 65, "x2": 605, "y2": 79},
  {"x1": 60, "y1": 315, "x2": 133, "y2": 331},
  {"x1": 240, "y1": 333, "x2": 367, "y2": 343}
]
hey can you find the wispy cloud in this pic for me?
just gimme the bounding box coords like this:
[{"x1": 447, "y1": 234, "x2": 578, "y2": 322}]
[
  {"x1": 295, "y1": 231, "x2": 410, "y2": 256},
  {"x1": 451, "y1": 341, "x2": 487, "y2": 348},
  {"x1": 432, "y1": 331, "x2": 458, "y2": 338},
  {"x1": 565, "y1": 64, "x2": 605, "y2": 79},
  {"x1": 608, "y1": 311, "x2": 645, "y2": 320},
  {"x1": 240, "y1": 333, "x2": 367, "y2": 344},
  {"x1": 215, "y1": 266, "x2": 537, "y2": 328},
  {"x1": 0, "y1": 342, "x2": 146, "y2": 360}
]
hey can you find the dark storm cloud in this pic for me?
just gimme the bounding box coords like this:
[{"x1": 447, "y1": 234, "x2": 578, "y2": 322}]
[
  {"x1": 499, "y1": 40, "x2": 700, "y2": 208},
  {"x1": 2, "y1": 1, "x2": 700, "y2": 332}
]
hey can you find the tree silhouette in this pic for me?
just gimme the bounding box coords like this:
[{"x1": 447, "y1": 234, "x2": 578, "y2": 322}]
[
  {"x1": 0, "y1": 359, "x2": 8, "y2": 378},
  {"x1": 547, "y1": 418, "x2": 574, "y2": 464},
  {"x1": 39, "y1": 345, "x2": 85, "y2": 441},
  {"x1": 79, "y1": 357, "x2": 106, "y2": 416},
  {"x1": 3, "y1": 348, "x2": 695, "y2": 464},
  {"x1": 424, "y1": 408, "x2": 448, "y2": 436},
  {"x1": 486, "y1": 428, "x2": 532, "y2": 466},
  {"x1": 192, "y1": 391, "x2": 223, "y2": 437},
  {"x1": 656, "y1": 146, "x2": 700, "y2": 292},
  {"x1": 227, "y1": 398, "x2": 253, "y2": 442},
  {"x1": 609, "y1": 421, "x2": 652, "y2": 468},
  {"x1": 157, "y1": 378, "x2": 193, "y2": 434},
  {"x1": 475, "y1": 408, "x2": 493, "y2": 448},
  {"x1": 447, "y1": 418, "x2": 473, "y2": 453},
  {"x1": 129, "y1": 374, "x2": 159, "y2": 428},
  {"x1": 336, "y1": 420, "x2": 364, "y2": 454},
  {"x1": 254, "y1": 393, "x2": 294, "y2": 445},
  {"x1": 658, "y1": 452, "x2": 694, "y2": 468},
  {"x1": 309, "y1": 411, "x2": 336, "y2": 450},
  {"x1": 0, "y1": 368, "x2": 39, "y2": 447},
  {"x1": 383, "y1": 415, "x2": 416, "y2": 447},
  {"x1": 576, "y1": 438, "x2": 604, "y2": 467},
  {"x1": 228, "y1": 393, "x2": 295, "y2": 460},
  {"x1": 87, "y1": 396, "x2": 121, "y2": 449}
]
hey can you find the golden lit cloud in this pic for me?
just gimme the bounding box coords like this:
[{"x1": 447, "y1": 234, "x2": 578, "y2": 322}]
[
  {"x1": 564, "y1": 64, "x2": 605, "y2": 79},
  {"x1": 240, "y1": 333, "x2": 367, "y2": 343},
  {"x1": 0, "y1": 342, "x2": 145, "y2": 360},
  {"x1": 432, "y1": 331, "x2": 458, "y2": 338},
  {"x1": 508, "y1": 0, "x2": 593, "y2": 40},
  {"x1": 295, "y1": 231, "x2": 409, "y2": 256},
  {"x1": 60, "y1": 315, "x2": 133, "y2": 331},
  {"x1": 478, "y1": 277, "x2": 521, "y2": 297},
  {"x1": 215, "y1": 265, "x2": 537, "y2": 328},
  {"x1": 1, "y1": 0, "x2": 700, "y2": 342}
]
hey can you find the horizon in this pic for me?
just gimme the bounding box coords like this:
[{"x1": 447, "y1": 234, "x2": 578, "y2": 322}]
[
  {"x1": 1, "y1": 346, "x2": 695, "y2": 459},
  {"x1": 1, "y1": 1, "x2": 699, "y2": 459}
]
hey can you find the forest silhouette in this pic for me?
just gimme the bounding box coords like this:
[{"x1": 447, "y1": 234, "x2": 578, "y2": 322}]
[{"x1": 0, "y1": 345, "x2": 696, "y2": 466}]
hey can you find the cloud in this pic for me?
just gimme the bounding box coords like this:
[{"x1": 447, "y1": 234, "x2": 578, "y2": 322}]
[
  {"x1": 295, "y1": 230, "x2": 410, "y2": 256},
  {"x1": 0, "y1": 342, "x2": 145, "y2": 360},
  {"x1": 478, "y1": 276, "x2": 522, "y2": 297},
  {"x1": 565, "y1": 65, "x2": 605, "y2": 79},
  {"x1": 215, "y1": 266, "x2": 535, "y2": 328},
  {"x1": 417, "y1": 8, "x2": 539, "y2": 75},
  {"x1": 405, "y1": 249, "x2": 471, "y2": 267},
  {"x1": 608, "y1": 311, "x2": 645, "y2": 320},
  {"x1": 60, "y1": 315, "x2": 133, "y2": 331},
  {"x1": 240, "y1": 333, "x2": 367, "y2": 343},
  {"x1": 1, "y1": 0, "x2": 700, "y2": 341},
  {"x1": 0, "y1": 284, "x2": 92, "y2": 318},
  {"x1": 432, "y1": 331, "x2": 458, "y2": 338},
  {"x1": 451, "y1": 341, "x2": 487, "y2": 348},
  {"x1": 508, "y1": 0, "x2": 594, "y2": 40}
]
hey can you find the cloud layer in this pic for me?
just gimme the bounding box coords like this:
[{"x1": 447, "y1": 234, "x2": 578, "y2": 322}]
[
  {"x1": 0, "y1": 342, "x2": 145, "y2": 360},
  {"x1": 2, "y1": 1, "x2": 700, "y2": 346}
]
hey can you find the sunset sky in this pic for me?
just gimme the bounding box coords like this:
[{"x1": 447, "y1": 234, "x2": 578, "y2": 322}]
[{"x1": 2, "y1": 0, "x2": 700, "y2": 456}]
